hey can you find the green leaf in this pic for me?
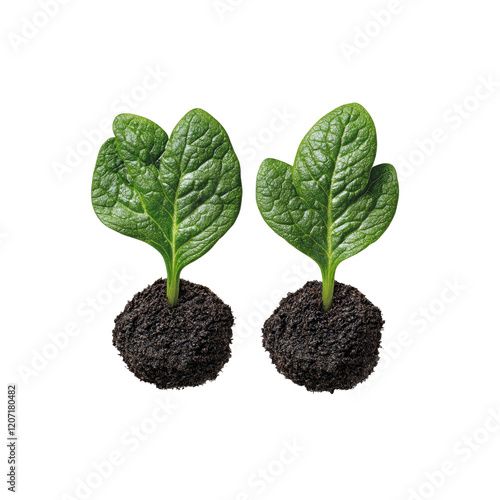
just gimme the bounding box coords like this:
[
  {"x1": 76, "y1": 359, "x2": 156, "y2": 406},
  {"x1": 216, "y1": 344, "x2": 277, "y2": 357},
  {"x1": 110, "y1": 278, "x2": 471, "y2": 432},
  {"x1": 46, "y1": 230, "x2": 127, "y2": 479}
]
[
  {"x1": 92, "y1": 109, "x2": 242, "y2": 306},
  {"x1": 256, "y1": 103, "x2": 399, "y2": 310}
]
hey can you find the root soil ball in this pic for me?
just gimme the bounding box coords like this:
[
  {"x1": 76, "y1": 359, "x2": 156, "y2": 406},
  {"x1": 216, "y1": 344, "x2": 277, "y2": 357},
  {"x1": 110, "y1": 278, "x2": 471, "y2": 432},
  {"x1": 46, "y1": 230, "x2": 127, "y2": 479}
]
[
  {"x1": 262, "y1": 280, "x2": 383, "y2": 393},
  {"x1": 113, "y1": 279, "x2": 233, "y2": 389}
]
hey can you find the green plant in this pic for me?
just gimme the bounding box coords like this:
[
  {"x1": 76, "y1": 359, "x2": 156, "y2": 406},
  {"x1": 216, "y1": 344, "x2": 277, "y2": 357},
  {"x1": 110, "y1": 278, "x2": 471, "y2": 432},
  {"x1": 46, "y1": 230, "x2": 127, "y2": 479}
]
[
  {"x1": 256, "y1": 103, "x2": 399, "y2": 311},
  {"x1": 92, "y1": 109, "x2": 242, "y2": 306}
]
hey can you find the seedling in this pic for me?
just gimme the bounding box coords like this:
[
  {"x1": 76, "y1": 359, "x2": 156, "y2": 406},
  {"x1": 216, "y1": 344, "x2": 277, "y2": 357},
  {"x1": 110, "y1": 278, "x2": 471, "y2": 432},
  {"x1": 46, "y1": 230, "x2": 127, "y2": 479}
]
[
  {"x1": 256, "y1": 103, "x2": 399, "y2": 311},
  {"x1": 92, "y1": 109, "x2": 242, "y2": 306},
  {"x1": 91, "y1": 109, "x2": 242, "y2": 389}
]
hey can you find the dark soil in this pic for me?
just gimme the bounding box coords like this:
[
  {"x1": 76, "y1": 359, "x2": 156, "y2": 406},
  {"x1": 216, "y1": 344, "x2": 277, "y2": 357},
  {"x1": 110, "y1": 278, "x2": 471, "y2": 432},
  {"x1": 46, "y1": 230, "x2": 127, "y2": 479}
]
[
  {"x1": 262, "y1": 281, "x2": 383, "y2": 393},
  {"x1": 113, "y1": 279, "x2": 234, "y2": 389}
]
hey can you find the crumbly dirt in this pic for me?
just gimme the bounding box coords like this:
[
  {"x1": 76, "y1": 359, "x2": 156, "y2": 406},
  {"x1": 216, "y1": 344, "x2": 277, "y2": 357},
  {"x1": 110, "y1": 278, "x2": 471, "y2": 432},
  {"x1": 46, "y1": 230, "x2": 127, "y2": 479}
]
[
  {"x1": 113, "y1": 279, "x2": 233, "y2": 389},
  {"x1": 262, "y1": 280, "x2": 383, "y2": 393}
]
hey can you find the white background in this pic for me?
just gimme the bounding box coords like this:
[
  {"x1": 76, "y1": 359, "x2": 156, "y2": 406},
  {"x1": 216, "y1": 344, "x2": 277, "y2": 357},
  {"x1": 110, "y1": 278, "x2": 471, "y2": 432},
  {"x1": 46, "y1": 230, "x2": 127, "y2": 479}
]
[{"x1": 2, "y1": 1, "x2": 500, "y2": 499}]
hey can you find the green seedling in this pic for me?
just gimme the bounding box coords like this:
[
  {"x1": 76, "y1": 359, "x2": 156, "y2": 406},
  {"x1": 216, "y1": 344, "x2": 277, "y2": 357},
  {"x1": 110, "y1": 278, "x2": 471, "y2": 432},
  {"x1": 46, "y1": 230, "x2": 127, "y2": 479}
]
[
  {"x1": 92, "y1": 109, "x2": 242, "y2": 306},
  {"x1": 256, "y1": 103, "x2": 399, "y2": 311}
]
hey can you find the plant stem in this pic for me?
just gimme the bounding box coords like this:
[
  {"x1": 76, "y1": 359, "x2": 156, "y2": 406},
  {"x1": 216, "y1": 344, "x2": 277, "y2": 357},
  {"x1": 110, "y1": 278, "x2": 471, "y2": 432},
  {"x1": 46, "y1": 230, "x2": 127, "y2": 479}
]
[
  {"x1": 321, "y1": 265, "x2": 337, "y2": 312},
  {"x1": 167, "y1": 268, "x2": 181, "y2": 307}
]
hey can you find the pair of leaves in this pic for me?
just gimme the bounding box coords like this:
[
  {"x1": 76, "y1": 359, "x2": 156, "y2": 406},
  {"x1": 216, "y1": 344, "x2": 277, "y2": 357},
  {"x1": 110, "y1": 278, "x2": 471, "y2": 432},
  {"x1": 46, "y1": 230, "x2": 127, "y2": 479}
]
[
  {"x1": 91, "y1": 109, "x2": 242, "y2": 305},
  {"x1": 92, "y1": 104, "x2": 398, "y2": 310},
  {"x1": 256, "y1": 103, "x2": 399, "y2": 310}
]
